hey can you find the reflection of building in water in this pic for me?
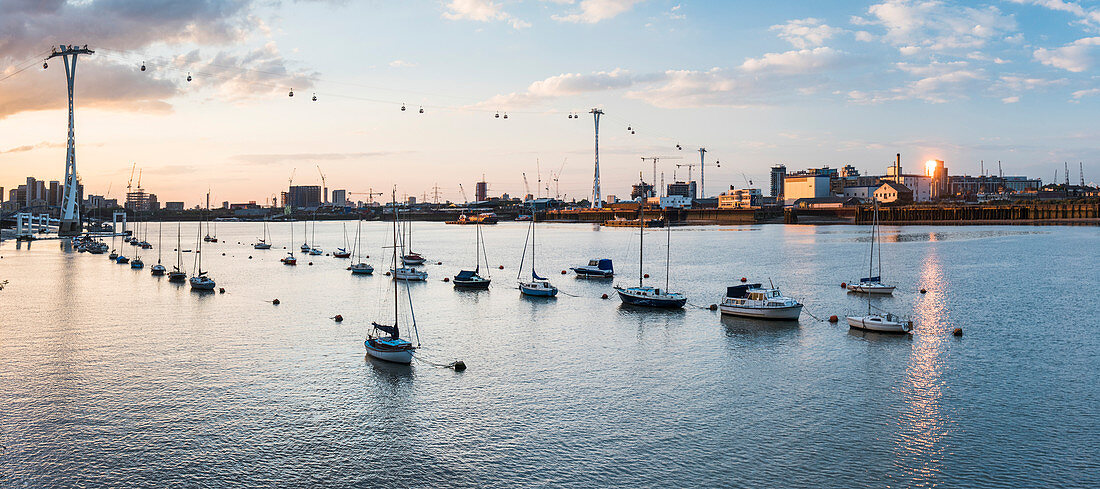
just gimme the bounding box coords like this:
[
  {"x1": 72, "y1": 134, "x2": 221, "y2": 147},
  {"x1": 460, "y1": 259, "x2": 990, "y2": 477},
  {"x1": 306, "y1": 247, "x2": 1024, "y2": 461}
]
[{"x1": 893, "y1": 249, "x2": 951, "y2": 484}]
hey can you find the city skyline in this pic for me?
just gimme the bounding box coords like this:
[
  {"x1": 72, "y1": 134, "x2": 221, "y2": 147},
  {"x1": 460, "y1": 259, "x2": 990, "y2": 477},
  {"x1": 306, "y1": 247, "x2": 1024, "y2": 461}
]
[{"x1": 2, "y1": 0, "x2": 1100, "y2": 206}]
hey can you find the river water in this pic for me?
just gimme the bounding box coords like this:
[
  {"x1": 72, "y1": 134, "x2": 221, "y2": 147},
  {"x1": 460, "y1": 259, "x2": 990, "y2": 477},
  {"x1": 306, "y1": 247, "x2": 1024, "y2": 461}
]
[{"x1": 1, "y1": 221, "x2": 1097, "y2": 487}]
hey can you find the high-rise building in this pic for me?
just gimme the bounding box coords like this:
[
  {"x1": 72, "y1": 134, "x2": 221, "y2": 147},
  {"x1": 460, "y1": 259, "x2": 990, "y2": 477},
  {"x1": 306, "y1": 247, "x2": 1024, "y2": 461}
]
[
  {"x1": 288, "y1": 185, "x2": 321, "y2": 209},
  {"x1": 770, "y1": 165, "x2": 786, "y2": 200},
  {"x1": 475, "y1": 180, "x2": 488, "y2": 201},
  {"x1": 666, "y1": 181, "x2": 697, "y2": 200},
  {"x1": 332, "y1": 189, "x2": 347, "y2": 206},
  {"x1": 125, "y1": 189, "x2": 158, "y2": 212},
  {"x1": 164, "y1": 202, "x2": 185, "y2": 211}
]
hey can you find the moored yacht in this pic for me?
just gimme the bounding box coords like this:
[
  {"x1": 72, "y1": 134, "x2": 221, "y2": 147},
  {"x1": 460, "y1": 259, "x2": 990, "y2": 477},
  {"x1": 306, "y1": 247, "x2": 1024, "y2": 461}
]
[
  {"x1": 571, "y1": 259, "x2": 613, "y2": 278},
  {"x1": 719, "y1": 283, "x2": 803, "y2": 320},
  {"x1": 847, "y1": 313, "x2": 912, "y2": 333}
]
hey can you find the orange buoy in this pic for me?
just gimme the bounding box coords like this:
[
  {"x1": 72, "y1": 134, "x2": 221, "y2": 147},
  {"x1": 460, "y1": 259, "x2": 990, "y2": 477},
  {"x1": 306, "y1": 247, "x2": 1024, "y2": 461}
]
[
  {"x1": 499, "y1": 265, "x2": 504, "y2": 269},
  {"x1": 561, "y1": 270, "x2": 567, "y2": 274},
  {"x1": 829, "y1": 315, "x2": 838, "y2": 323},
  {"x1": 953, "y1": 328, "x2": 963, "y2": 337},
  {"x1": 384, "y1": 271, "x2": 391, "y2": 276},
  {"x1": 740, "y1": 277, "x2": 747, "y2": 282},
  {"x1": 920, "y1": 288, "x2": 927, "y2": 294},
  {"x1": 437, "y1": 261, "x2": 443, "y2": 265},
  {"x1": 334, "y1": 314, "x2": 343, "y2": 322},
  {"x1": 708, "y1": 304, "x2": 718, "y2": 311},
  {"x1": 272, "y1": 298, "x2": 280, "y2": 305},
  {"x1": 443, "y1": 277, "x2": 450, "y2": 282},
  {"x1": 601, "y1": 293, "x2": 609, "y2": 299},
  {"x1": 643, "y1": 273, "x2": 650, "y2": 278},
  {"x1": 840, "y1": 282, "x2": 847, "y2": 288}
]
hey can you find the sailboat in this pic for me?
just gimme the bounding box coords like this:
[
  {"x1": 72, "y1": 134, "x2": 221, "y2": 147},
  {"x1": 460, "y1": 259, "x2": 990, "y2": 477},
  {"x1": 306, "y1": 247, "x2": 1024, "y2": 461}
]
[
  {"x1": 847, "y1": 200, "x2": 896, "y2": 294},
  {"x1": 108, "y1": 229, "x2": 119, "y2": 259},
  {"x1": 846, "y1": 202, "x2": 911, "y2": 333},
  {"x1": 282, "y1": 218, "x2": 298, "y2": 265},
  {"x1": 308, "y1": 214, "x2": 323, "y2": 255},
  {"x1": 333, "y1": 222, "x2": 351, "y2": 258},
  {"x1": 168, "y1": 221, "x2": 187, "y2": 282},
  {"x1": 518, "y1": 209, "x2": 557, "y2": 297},
  {"x1": 151, "y1": 221, "x2": 166, "y2": 275},
  {"x1": 254, "y1": 217, "x2": 272, "y2": 249},
  {"x1": 390, "y1": 207, "x2": 428, "y2": 281},
  {"x1": 614, "y1": 195, "x2": 686, "y2": 308},
  {"x1": 202, "y1": 191, "x2": 218, "y2": 243},
  {"x1": 190, "y1": 212, "x2": 216, "y2": 291},
  {"x1": 366, "y1": 190, "x2": 421, "y2": 364},
  {"x1": 300, "y1": 219, "x2": 311, "y2": 252},
  {"x1": 350, "y1": 218, "x2": 373, "y2": 275},
  {"x1": 130, "y1": 215, "x2": 144, "y2": 269},
  {"x1": 453, "y1": 221, "x2": 491, "y2": 289},
  {"x1": 400, "y1": 220, "x2": 426, "y2": 265}
]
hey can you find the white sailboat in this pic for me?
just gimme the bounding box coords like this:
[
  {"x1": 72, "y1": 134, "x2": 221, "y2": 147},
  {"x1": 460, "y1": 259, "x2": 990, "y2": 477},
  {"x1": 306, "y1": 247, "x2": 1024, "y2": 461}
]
[
  {"x1": 334, "y1": 222, "x2": 351, "y2": 258},
  {"x1": 366, "y1": 190, "x2": 421, "y2": 364},
  {"x1": 282, "y1": 218, "x2": 298, "y2": 265},
  {"x1": 846, "y1": 202, "x2": 911, "y2": 333},
  {"x1": 254, "y1": 217, "x2": 272, "y2": 249},
  {"x1": 400, "y1": 220, "x2": 426, "y2": 265},
  {"x1": 350, "y1": 218, "x2": 373, "y2": 275},
  {"x1": 847, "y1": 200, "x2": 896, "y2": 294},
  {"x1": 308, "y1": 213, "x2": 323, "y2": 255},
  {"x1": 390, "y1": 207, "x2": 428, "y2": 281},
  {"x1": 190, "y1": 208, "x2": 216, "y2": 291},
  {"x1": 518, "y1": 208, "x2": 557, "y2": 297},
  {"x1": 168, "y1": 221, "x2": 187, "y2": 282},
  {"x1": 151, "y1": 221, "x2": 166, "y2": 275}
]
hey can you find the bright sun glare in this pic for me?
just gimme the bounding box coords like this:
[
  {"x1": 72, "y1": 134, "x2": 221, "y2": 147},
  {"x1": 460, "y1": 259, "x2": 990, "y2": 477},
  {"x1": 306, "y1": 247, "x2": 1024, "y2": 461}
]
[{"x1": 925, "y1": 160, "x2": 937, "y2": 176}]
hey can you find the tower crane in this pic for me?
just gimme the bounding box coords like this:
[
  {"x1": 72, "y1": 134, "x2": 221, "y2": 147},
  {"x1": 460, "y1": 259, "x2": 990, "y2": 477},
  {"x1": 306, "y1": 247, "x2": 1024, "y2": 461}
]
[
  {"x1": 458, "y1": 183, "x2": 469, "y2": 203},
  {"x1": 674, "y1": 163, "x2": 696, "y2": 182},
  {"x1": 126, "y1": 162, "x2": 136, "y2": 195},
  {"x1": 522, "y1": 172, "x2": 531, "y2": 200},
  {"x1": 316, "y1": 165, "x2": 327, "y2": 204},
  {"x1": 640, "y1": 156, "x2": 682, "y2": 197},
  {"x1": 741, "y1": 172, "x2": 753, "y2": 187},
  {"x1": 136, "y1": 168, "x2": 142, "y2": 190},
  {"x1": 347, "y1": 189, "x2": 384, "y2": 203}
]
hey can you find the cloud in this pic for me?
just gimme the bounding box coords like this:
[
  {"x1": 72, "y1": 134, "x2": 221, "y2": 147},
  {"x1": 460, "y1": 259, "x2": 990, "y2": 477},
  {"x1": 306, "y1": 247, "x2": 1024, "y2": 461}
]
[
  {"x1": 442, "y1": 0, "x2": 531, "y2": 29},
  {"x1": 1007, "y1": 0, "x2": 1100, "y2": 29},
  {"x1": 553, "y1": 0, "x2": 644, "y2": 24},
  {"x1": 850, "y1": 61, "x2": 986, "y2": 104},
  {"x1": 0, "y1": 59, "x2": 179, "y2": 119},
  {"x1": 389, "y1": 59, "x2": 417, "y2": 68},
  {"x1": 179, "y1": 42, "x2": 317, "y2": 99},
  {"x1": 1033, "y1": 36, "x2": 1100, "y2": 72},
  {"x1": 1002, "y1": 96, "x2": 1020, "y2": 103},
  {"x1": 1072, "y1": 87, "x2": 1100, "y2": 98},
  {"x1": 853, "y1": 0, "x2": 1017, "y2": 53},
  {"x1": 770, "y1": 18, "x2": 843, "y2": 49},
  {"x1": 0, "y1": 141, "x2": 65, "y2": 154},
  {"x1": 478, "y1": 48, "x2": 851, "y2": 109}
]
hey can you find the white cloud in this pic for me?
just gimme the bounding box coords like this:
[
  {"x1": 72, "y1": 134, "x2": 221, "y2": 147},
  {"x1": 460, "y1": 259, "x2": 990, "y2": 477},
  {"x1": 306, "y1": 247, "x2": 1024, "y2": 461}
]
[
  {"x1": 1002, "y1": 96, "x2": 1020, "y2": 103},
  {"x1": 850, "y1": 61, "x2": 986, "y2": 104},
  {"x1": 442, "y1": 0, "x2": 530, "y2": 29},
  {"x1": 740, "y1": 47, "x2": 845, "y2": 73},
  {"x1": 553, "y1": 0, "x2": 644, "y2": 24},
  {"x1": 389, "y1": 60, "x2": 417, "y2": 68},
  {"x1": 770, "y1": 18, "x2": 843, "y2": 49},
  {"x1": 1033, "y1": 36, "x2": 1100, "y2": 72},
  {"x1": 1007, "y1": 0, "x2": 1100, "y2": 29},
  {"x1": 855, "y1": 0, "x2": 1017, "y2": 53}
]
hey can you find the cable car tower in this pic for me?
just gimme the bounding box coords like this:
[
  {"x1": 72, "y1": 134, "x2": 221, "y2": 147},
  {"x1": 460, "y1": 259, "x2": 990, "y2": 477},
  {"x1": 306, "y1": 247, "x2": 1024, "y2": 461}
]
[
  {"x1": 46, "y1": 44, "x2": 94, "y2": 236},
  {"x1": 590, "y1": 108, "x2": 603, "y2": 208}
]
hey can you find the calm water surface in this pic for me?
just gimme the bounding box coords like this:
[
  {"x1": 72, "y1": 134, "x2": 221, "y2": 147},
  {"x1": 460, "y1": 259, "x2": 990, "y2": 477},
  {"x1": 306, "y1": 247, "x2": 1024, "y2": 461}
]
[{"x1": 1, "y1": 222, "x2": 1097, "y2": 487}]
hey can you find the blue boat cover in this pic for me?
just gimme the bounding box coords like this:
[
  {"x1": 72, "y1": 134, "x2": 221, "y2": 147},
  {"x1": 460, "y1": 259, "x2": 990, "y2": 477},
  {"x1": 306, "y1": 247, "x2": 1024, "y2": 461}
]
[
  {"x1": 455, "y1": 270, "x2": 479, "y2": 280},
  {"x1": 371, "y1": 322, "x2": 400, "y2": 339},
  {"x1": 532, "y1": 270, "x2": 546, "y2": 280},
  {"x1": 597, "y1": 259, "x2": 613, "y2": 271},
  {"x1": 859, "y1": 276, "x2": 881, "y2": 283},
  {"x1": 726, "y1": 284, "x2": 763, "y2": 298}
]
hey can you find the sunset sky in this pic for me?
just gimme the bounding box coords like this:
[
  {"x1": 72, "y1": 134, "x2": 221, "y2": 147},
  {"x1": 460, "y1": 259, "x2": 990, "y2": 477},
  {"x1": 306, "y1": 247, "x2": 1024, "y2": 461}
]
[{"x1": 1, "y1": 0, "x2": 1098, "y2": 205}]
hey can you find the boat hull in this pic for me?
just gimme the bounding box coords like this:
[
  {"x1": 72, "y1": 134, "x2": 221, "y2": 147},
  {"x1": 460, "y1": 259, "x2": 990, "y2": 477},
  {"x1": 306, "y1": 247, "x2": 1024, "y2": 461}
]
[
  {"x1": 364, "y1": 339, "x2": 415, "y2": 364},
  {"x1": 847, "y1": 315, "x2": 911, "y2": 333},
  {"x1": 150, "y1": 266, "x2": 166, "y2": 276},
  {"x1": 189, "y1": 277, "x2": 216, "y2": 291},
  {"x1": 571, "y1": 268, "x2": 613, "y2": 278},
  {"x1": 168, "y1": 272, "x2": 187, "y2": 283},
  {"x1": 453, "y1": 278, "x2": 491, "y2": 289},
  {"x1": 719, "y1": 304, "x2": 802, "y2": 320},
  {"x1": 519, "y1": 282, "x2": 558, "y2": 297},
  {"x1": 616, "y1": 289, "x2": 686, "y2": 308},
  {"x1": 391, "y1": 268, "x2": 428, "y2": 281},
  {"x1": 350, "y1": 264, "x2": 374, "y2": 275},
  {"x1": 254, "y1": 243, "x2": 271, "y2": 249},
  {"x1": 401, "y1": 256, "x2": 426, "y2": 265},
  {"x1": 846, "y1": 283, "x2": 895, "y2": 294}
]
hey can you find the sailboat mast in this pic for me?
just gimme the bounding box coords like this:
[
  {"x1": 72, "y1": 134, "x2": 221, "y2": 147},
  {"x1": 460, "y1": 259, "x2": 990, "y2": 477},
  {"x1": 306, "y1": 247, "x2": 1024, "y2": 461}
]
[
  {"x1": 531, "y1": 210, "x2": 536, "y2": 275},
  {"x1": 392, "y1": 192, "x2": 399, "y2": 328},
  {"x1": 876, "y1": 203, "x2": 882, "y2": 280},
  {"x1": 665, "y1": 218, "x2": 671, "y2": 291},
  {"x1": 638, "y1": 202, "x2": 644, "y2": 288},
  {"x1": 474, "y1": 222, "x2": 480, "y2": 273},
  {"x1": 176, "y1": 221, "x2": 182, "y2": 269},
  {"x1": 158, "y1": 221, "x2": 162, "y2": 263}
]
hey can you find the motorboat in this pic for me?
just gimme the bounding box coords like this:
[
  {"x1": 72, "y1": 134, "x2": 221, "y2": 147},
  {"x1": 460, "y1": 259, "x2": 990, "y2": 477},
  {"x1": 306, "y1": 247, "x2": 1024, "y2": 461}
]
[
  {"x1": 847, "y1": 313, "x2": 912, "y2": 333},
  {"x1": 719, "y1": 283, "x2": 803, "y2": 320},
  {"x1": 571, "y1": 259, "x2": 613, "y2": 278},
  {"x1": 391, "y1": 267, "x2": 428, "y2": 281}
]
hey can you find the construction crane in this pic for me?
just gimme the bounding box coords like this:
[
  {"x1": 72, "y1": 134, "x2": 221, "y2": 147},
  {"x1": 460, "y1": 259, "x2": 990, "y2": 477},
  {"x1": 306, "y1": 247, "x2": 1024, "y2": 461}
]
[
  {"x1": 458, "y1": 183, "x2": 469, "y2": 203},
  {"x1": 126, "y1": 162, "x2": 136, "y2": 195},
  {"x1": 348, "y1": 189, "x2": 384, "y2": 203},
  {"x1": 522, "y1": 172, "x2": 531, "y2": 200},
  {"x1": 550, "y1": 157, "x2": 567, "y2": 200},
  {"x1": 674, "y1": 163, "x2": 696, "y2": 182},
  {"x1": 285, "y1": 168, "x2": 296, "y2": 213},
  {"x1": 136, "y1": 168, "x2": 142, "y2": 190},
  {"x1": 640, "y1": 156, "x2": 682, "y2": 197},
  {"x1": 740, "y1": 172, "x2": 753, "y2": 187},
  {"x1": 316, "y1": 165, "x2": 327, "y2": 204}
]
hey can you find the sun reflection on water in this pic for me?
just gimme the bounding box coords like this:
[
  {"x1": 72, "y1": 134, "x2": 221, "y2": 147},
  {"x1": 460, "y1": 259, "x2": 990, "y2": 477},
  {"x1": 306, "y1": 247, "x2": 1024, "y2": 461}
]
[{"x1": 893, "y1": 247, "x2": 954, "y2": 485}]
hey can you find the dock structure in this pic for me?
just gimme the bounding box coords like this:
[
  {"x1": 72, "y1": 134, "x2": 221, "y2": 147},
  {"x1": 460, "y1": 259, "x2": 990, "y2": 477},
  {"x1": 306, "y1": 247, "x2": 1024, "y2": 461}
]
[
  {"x1": 546, "y1": 207, "x2": 781, "y2": 225},
  {"x1": 857, "y1": 203, "x2": 1100, "y2": 224}
]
